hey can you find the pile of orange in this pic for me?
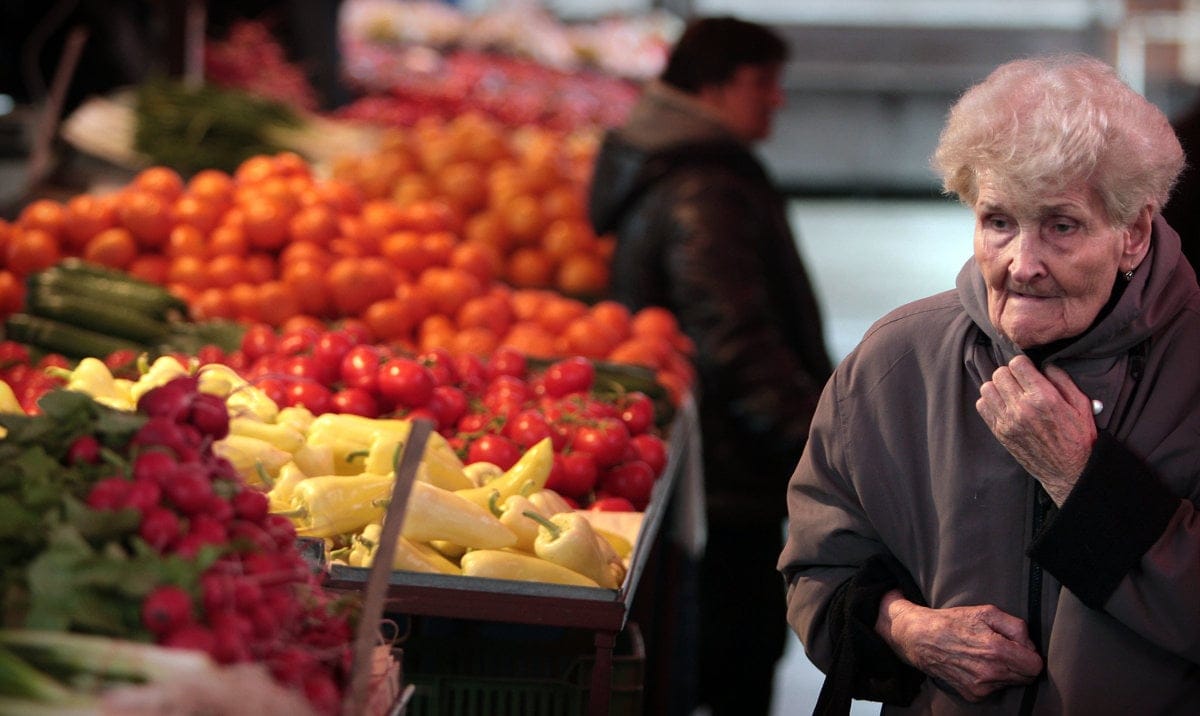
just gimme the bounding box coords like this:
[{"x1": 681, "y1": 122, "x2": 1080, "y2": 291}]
[
  {"x1": 0, "y1": 151, "x2": 695, "y2": 403},
  {"x1": 329, "y1": 112, "x2": 613, "y2": 299}
]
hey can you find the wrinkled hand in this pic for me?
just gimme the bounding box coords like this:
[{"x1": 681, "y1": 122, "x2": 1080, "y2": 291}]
[
  {"x1": 976, "y1": 355, "x2": 1096, "y2": 505},
  {"x1": 875, "y1": 590, "x2": 1044, "y2": 702}
]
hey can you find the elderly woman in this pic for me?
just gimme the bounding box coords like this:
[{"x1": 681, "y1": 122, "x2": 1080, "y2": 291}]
[{"x1": 779, "y1": 54, "x2": 1200, "y2": 714}]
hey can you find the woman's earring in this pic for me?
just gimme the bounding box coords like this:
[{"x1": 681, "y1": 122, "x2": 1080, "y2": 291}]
[{"x1": 1123, "y1": 269, "x2": 1135, "y2": 281}]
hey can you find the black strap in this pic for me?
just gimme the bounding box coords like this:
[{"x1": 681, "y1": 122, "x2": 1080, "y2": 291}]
[{"x1": 813, "y1": 553, "x2": 927, "y2": 715}]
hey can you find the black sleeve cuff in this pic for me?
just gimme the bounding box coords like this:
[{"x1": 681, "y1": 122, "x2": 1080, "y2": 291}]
[
  {"x1": 1028, "y1": 431, "x2": 1179, "y2": 609},
  {"x1": 813, "y1": 553, "x2": 927, "y2": 715}
]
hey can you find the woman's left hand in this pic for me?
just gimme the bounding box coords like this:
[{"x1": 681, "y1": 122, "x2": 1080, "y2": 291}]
[{"x1": 976, "y1": 355, "x2": 1096, "y2": 506}]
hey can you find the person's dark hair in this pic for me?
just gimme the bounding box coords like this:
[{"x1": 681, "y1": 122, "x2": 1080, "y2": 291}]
[{"x1": 660, "y1": 16, "x2": 789, "y2": 94}]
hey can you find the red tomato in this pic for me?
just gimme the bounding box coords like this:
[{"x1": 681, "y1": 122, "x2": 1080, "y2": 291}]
[
  {"x1": 589, "y1": 495, "x2": 637, "y2": 512},
  {"x1": 340, "y1": 344, "x2": 383, "y2": 392},
  {"x1": 281, "y1": 355, "x2": 321, "y2": 383},
  {"x1": 251, "y1": 377, "x2": 289, "y2": 408},
  {"x1": 239, "y1": 323, "x2": 278, "y2": 364},
  {"x1": 427, "y1": 385, "x2": 468, "y2": 430},
  {"x1": 572, "y1": 417, "x2": 630, "y2": 468},
  {"x1": 418, "y1": 348, "x2": 460, "y2": 386},
  {"x1": 312, "y1": 330, "x2": 355, "y2": 386},
  {"x1": 629, "y1": 433, "x2": 668, "y2": 476},
  {"x1": 487, "y1": 346, "x2": 528, "y2": 379},
  {"x1": 546, "y1": 451, "x2": 598, "y2": 499},
  {"x1": 619, "y1": 392, "x2": 656, "y2": 435},
  {"x1": 599, "y1": 460, "x2": 655, "y2": 510},
  {"x1": 285, "y1": 380, "x2": 333, "y2": 415},
  {"x1": 452, "y1": 352, "x2": 489, "y2": 394},
  {"x1": 330, "y1": 387, "x2": 380, "y2": 418},
  {"x1": 467, "y1": 434, "x2": 521, "y2": 470},
  {"x1": 377, "y1": 357, "x2": 435, "y2": 408},
  {"x1": 502, "y1": 408, "x2": 553, "y2": 450},
  {"x1": 541, "y1": 356, "x2": 594, "y2": 398}
]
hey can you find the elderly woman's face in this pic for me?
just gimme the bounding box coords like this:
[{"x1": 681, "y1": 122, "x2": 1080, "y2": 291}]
[{"x1": 973, "y1": 180, "x2": 1131, "y2": 348}]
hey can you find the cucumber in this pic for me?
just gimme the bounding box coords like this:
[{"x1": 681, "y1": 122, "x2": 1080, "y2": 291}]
[
  {"x1": 25, "y1": 289, "x2": 170, "y2": 344},
  {"x1": 31, "y1": 263, "x2": 187, "y2": 320},
  {"x1": 4, "y1": 314, "x2": 147, "y2": 360}
]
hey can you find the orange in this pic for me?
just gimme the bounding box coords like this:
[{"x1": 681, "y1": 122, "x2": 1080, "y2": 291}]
[
  {"x1": 505, "y1": 247, "x2": 554, "y2": 289},
  {"x1": 556, "y1": 315, "x2": 621, "y2": 359},
  {"x1": 556, "y1": 253, "x2": 610, "y2": 297},
  {"x1": 589, "y1": 300, "x2": 632, "y2": 339},
  {"x1": 278, "y1": 241, "x2": 331, "y2": 268},
  {"x1": 81, "y1": 227, "x2": 138, "y2": 269},
  {"x1": 234, "y1": 155, "x2": 278, "y2": 185},
  {"x1": 536, "y1": 296, "x2": 587, "y2": 334},
  {"x1": 116, "y1": 189, "x2": 173, "y2": 249},
  {"x1": 206, "y1": 254, "x2": 249, "y2": 288},
  {"x1": 422, "y1": 230, "x2": 457, "y2": 266},
  {"x1": 606, "y1": 336, "x2": 672, "y2": 370},
  {"x1": 228, "y1": 282, "x2": 261, "y2": 322},
  {"x1": 327, "y1": 256, "x2": 396, "y2": 317},
  {"x1": 362, "y1": 297, "x2": 421, "y2": 342},
  {"x1": 380, "y1": 230, "x2": 435, "y2": 274},
  {"x1": 17, "y1": 198, "x2": 67, "y2": 238},
  {"x1": 62, "y1": 194, "x2": 117, "y2": 249},
  {"x1": 191, "y1": 287, "x2": 236, "y2": 320},
  {"x1": 241, "y1": 197, "x2": 292, "y2": 251},
  {"x1": 254, "y1": 280, "x2": 302, "y2": 327},
  {"x1": 133, "y1": 166, "x2": 184, "y2": 200},
  {"x1": 167, "y1": 255, "x2": 208, "y2": 291},
  {"x1": 417, "y1": 314, "x2": 457, "y2": 353},
  {"x1": 391, "y1": 175, "x2": 435, "y2": 208},
  {"x1": 631, "y1": 305, "x2": 682, "y2": 338},
  {"x1": 5, "y1": 227, "x2": 60, "y2": 275},
  {"x1": 500, "y1": 322, "x2": 558, "y2": 358},
  {"x1": 359, "y1": 199, "x2": 406, "y2": 245},
  {"x1": 165, "y1": 224, "x2": 207, "y2": 258},
  {"x1": 436, "y1": 160, "x2": 488, "y2": 214},
  {"x1": 500, "y1": 194, "x2": 545, "y2": 246},
  {"x1": 171, "y1": 194, "x2": 223, "y2": 235},
  {"x1": 451, "y1": 326, "x2": 499, "y2": 357},
  {"x1": 208, "y1": 223, "x2": 248, "y2": 256},
  {"x1": 418, "y1": 266, "x2": 484, "y2": 317},
  {"x1": 456, "y1": 294, "x2": 513, "y2": 336},
  {"x1": 310, "y1": 178, "x2": 363, "y2": 216},
  {"x1": 127, "y1": 255, "x2": 169, "y2": 285},
  {"x1": 243, "y1": 253, "x2": 277, "y2": 283},
  {"x1": 463, "y1": 211, "x2": 513, "y2": 253},
  {"x1": 541, "y1": 185, "x2": 585, "y2": 222},
  {"x1": 509, "y1": 289, "x2": 551, "y2": 321},
  {"x1": 541, "y1": 218, "x2": 594, "y2": 260},
  {"x1": 187, "y1": 169, "x2": 236, "y2": 206},
  {"x1": 401, "y1": 199, "x2": 463, "y2": 235},
  {"x1": 0, "y1": 270, "x2": 24, "y2": 318},
  {"x1": 288, "y1": 204, "x2": 339, "y2": 246},
  {"x1": 281, "y1": 259, "x2": 334, "y2": 317},
  {"x1": 449, "y1": 241, "x2": 502, "y2": 284}
]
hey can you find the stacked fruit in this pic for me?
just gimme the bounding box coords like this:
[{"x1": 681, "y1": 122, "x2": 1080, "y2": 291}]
[{"x1": 0, "y1": 379, "x2": 353, "y2": 715}]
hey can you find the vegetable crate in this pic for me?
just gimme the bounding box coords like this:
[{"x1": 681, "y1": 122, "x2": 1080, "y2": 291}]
[{"x1": 395, "y1": 617, "x2": 644, "y2": 715}]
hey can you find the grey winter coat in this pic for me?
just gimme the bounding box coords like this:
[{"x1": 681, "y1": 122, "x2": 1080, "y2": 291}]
[{"x1": 779, "y1": 217, "x2": 1200, "y2": 714}]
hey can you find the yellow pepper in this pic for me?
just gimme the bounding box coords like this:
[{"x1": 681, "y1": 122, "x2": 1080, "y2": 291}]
[
  {"x1": 282, "y1": 472, "x2": 392, "y2": 538},
  {"x1": 129, "y1": 355, "x2": 192, "y2": 403},
  {"x1": 0, "y1": 379, "x2": 24, "y2": 415},
  {"x1": 463, "y1": 461, "x2": 504, "y2": 487},
  {"x1": 429, "y1": 540, "x2": 468, "y2": 560},
  {"x1": 528, "y1": 488, "x2": 574, "y2": 516},
  {"x1": 363, "y1": 430, "x2": 474, "y2": 491},
  {"x1": 267, "y1": 462, "x2": 309, "y2": 513},
  {"x1": 291, "y1": 443, "x2": 334, "y2": 478},
  {"x1": 212, "y1": 434, "x2": 292, "y2": 486},
  {"x1": 197, "y1": 363, "x2": 280, "y2": 423},
  {"x1": 525, "y1": 510, "x2": 618, "y2": 589},
  {"x1": 353, "y1": 523, "x2": 462, "y2": 575},
  {"x1": 58, "y1": 357, "x2": 134, "y2": 410},
  {"x1": 305, "y1": 414, "x2": 412, "y2": 474},
  {"x1": 460, "y1": 549, "x2": 602, "y2": 588},
  {"x1": 401, "y1": 481, "x2": 517, "y2": 549},
  {"x1": 228, "y1": 417, "x2": 306, "y2": 454},
  {"x1": 455, "y1": 437, "x2": 554, "y2": 508},
  {"x1": 489, "y1": 493, "x2": 545, "y2": 552},
  {"x1": 593, "y1": 527, "x2": 634, "y2": 561},
  {"x1": 276, "y1": 405, "x2": 315, "y2": 433}
]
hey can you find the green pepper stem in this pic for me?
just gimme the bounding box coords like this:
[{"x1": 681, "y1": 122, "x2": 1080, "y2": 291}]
[
  {"x1": 346, "y1": 449, "x2": 369, "y2": 462},
  {"x1": 255, "y1": 461, "x2": 275, "y2": 489},
  {"x1": 488, "y1": 489, "x2": 503, "y2": 518},
  {"x1": 522, "y1": 509, "x2": 561, "y2": 540}
]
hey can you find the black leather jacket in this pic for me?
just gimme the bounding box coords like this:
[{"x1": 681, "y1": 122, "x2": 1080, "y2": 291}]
[{"x1": 588, "y1": 85, "x2": 832, "y2": 523}]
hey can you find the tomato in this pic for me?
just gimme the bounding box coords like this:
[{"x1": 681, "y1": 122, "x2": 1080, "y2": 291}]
[
  {"x1": 418, "y1": 347, "x2": 460, "y2": 386},
  {"x1": 599, "y1": 460, "x2": 656, "y2": 510},
  {"x1": 0, "y1": 340, "x2": 31, "y2": 369},
  {"x1": 330, "y1": 387, "x2": 380, "y2": 418},
  {"x1": 426, "y1": 385, "x2": 468, "y2": 431},
  {"x1": 452, "y1": 352, "x2": 489, "y2": 393},
  {"x1": 467, "y1": 434, "x2": 521, "y2": 470},
  {"x1": 239, "y1": 323, "x2": 278, "y2": 364},
  {"x1": 487, "y1": 346, "x2": 527, "y2": 379},
  {"x1": 589, "y1": 495, "x2": 637, "y2": 512},
  {"x1": 572, "y1": 417, "x2": 630, "y2": 468},
  {"x1": 377, "y1": 357, "x2": 435, "y2": 408},
  {"x1": 251, "y1": 377, "x2": 289, "y2": 408},
  {"x1": 546, "y1": 451, "x2": 598, "y2": 499},
  {"x1": 285, "y1": 380, "x2": 333, "y2": 415},
  {"x1": 502, "y1": 408, "x2": 552, "y2": 450},
  {"x1": 541, "y1": 356, "x2": 594, "y2": 397},
  {"x1": 340, "y1": 344, "x2": 383, "y2": 392},
  {"x1": 482, "y1": 374, "x2": 528, "y2": 420},
  {"x1": 281, "y1": 355, "x2": 321, "y2": 383},
  {"x1": 629, "y1": 433, "x2": 668, "y2": 476},
  {"x1": 619, "y1": 391, "x2": 656, "y2": 435}
]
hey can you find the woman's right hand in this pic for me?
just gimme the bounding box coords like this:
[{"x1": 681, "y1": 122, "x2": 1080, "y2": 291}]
[{"x1": 874, "y1": 589, "x2": 1045, "y2": 702}]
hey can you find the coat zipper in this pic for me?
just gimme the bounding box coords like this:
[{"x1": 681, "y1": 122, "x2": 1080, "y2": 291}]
[{"x1": 1018, "y1": 487, "x2": 1052, "y2": 715}]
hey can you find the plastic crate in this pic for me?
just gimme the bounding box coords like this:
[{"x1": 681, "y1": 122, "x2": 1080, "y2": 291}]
[{"x1": 395, "y1": 617, "x2": 645, "y2": 716}]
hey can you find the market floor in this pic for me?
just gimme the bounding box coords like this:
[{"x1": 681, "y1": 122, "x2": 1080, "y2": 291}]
[{"x1": 765, "y1": 196, "x2": 973, "y2": 716}]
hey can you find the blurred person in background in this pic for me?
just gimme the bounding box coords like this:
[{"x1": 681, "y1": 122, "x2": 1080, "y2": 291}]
[
  {"x1": 780, "y1": 54, "x2": 1200, "y2": 714},
  {"x1": 588, "y1": 16, "x2": 833, "y2": 715},
  {"x1": 1160, "y1": 95, "x2": 1200, "y2": 270}
]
